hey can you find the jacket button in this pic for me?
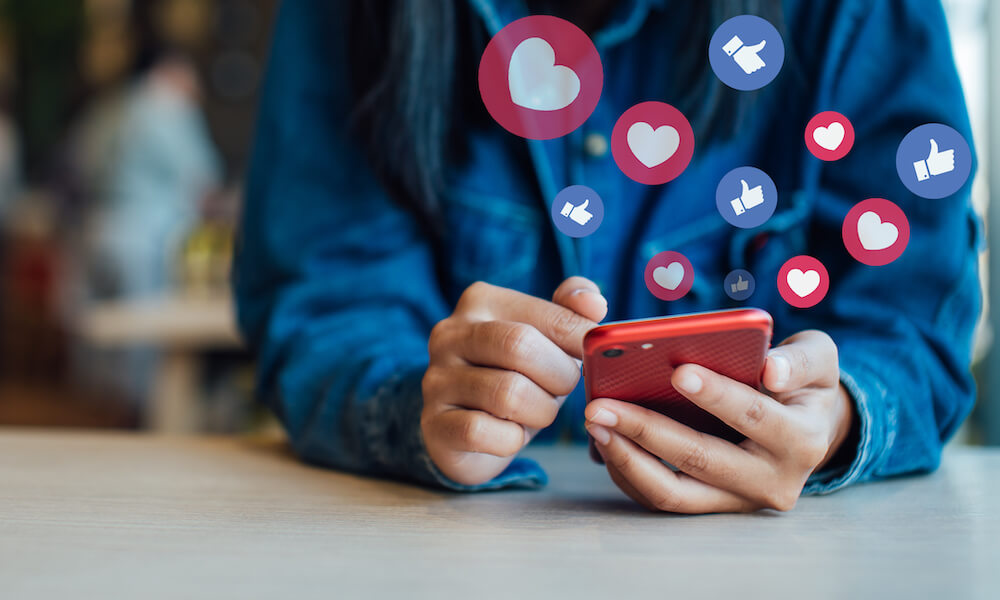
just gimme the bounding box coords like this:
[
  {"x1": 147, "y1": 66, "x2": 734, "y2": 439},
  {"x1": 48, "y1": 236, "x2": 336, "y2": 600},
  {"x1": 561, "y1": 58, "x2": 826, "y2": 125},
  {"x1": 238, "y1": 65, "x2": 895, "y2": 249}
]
[{"x1": 584, "y1": 132, "x2": 609, "y2": 158}]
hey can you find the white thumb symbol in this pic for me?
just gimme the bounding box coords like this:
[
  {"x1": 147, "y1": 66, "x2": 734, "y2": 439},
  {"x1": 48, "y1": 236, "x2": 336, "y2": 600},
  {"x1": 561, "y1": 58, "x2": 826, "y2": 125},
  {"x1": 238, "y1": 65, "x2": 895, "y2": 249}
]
[
  {"x1": 746, "y1": 40, "x2": 766, "y2": 53},
  {"x1": 929, "y1": 139, "x2": 939, "y2": 155},
  {"x1": 577, "y1": 199, "x2": 589, "y2": 210},
  {"x1": 740, "y1": 179, "x2": 750, "y2": 194}
]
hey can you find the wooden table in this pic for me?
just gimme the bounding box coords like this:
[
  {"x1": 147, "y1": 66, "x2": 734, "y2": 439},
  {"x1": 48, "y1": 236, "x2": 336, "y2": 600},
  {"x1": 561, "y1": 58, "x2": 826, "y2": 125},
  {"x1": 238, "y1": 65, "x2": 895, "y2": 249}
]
[
  {"x1": 78, "y1": 295, "x2": 242, "y2": 432},
  {"x1": 1, "y1": 430, "x2": 997, "y2": 599}
]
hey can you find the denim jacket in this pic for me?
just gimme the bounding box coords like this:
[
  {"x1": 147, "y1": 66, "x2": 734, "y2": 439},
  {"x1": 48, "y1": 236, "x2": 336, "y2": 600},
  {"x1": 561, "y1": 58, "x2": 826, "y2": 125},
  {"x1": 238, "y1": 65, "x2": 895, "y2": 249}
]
[{"x1": 235, "y1": 0, "x2": 980, "y2": 494}]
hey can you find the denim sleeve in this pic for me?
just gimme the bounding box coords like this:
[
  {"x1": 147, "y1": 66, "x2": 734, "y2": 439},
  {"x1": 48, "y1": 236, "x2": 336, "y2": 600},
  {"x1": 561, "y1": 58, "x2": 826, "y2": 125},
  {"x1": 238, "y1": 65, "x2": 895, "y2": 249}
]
[
  {"x1": 233, "y1": 0, "x2": 545, "y2": 491},
  {"x1": 784, "y1": 0, "x2": 981, "y2": 494}
]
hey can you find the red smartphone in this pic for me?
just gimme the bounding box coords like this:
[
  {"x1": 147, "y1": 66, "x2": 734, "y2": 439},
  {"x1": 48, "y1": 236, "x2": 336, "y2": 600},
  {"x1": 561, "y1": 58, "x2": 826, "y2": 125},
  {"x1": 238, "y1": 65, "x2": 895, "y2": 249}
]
[{"x1": 583, "y1": 308, "x2": 773, "y2": 460}]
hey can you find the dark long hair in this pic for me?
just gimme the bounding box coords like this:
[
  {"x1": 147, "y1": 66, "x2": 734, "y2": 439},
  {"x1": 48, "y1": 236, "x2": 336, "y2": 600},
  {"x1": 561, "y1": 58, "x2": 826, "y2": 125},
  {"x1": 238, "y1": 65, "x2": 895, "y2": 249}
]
[{"x1": 348, "y1": 1, "x2": 784, "y2": 228}]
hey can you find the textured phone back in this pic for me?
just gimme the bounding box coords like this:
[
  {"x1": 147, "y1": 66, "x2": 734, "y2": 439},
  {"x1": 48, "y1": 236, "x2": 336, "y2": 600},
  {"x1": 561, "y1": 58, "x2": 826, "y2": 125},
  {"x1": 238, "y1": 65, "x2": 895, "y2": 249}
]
[{"x1": 586, "y1": 328, "x2": 769, "y2": 443}]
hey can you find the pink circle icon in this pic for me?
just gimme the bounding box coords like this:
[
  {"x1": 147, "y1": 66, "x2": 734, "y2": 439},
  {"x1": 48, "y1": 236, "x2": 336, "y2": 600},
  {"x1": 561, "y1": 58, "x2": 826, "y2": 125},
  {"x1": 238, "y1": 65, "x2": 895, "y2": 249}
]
[
  {"x1": 805, "y1": 111, "x2": 854, "y2": 161},
  {"x1": 842, "y1": 198, "x2": 909, "y2": 266},
  {"x1": 644, "y1": 251, "x2": 694, "y2": 301},
  {"x1": 478, "y1": 16, "x2": 603, "y2": 140},
  {"x1": 611, "y1": 102, "x2": 695, "y2": 185},
  {"x1": 777, "y1": 255, "x2": 829, "y2": 309}
]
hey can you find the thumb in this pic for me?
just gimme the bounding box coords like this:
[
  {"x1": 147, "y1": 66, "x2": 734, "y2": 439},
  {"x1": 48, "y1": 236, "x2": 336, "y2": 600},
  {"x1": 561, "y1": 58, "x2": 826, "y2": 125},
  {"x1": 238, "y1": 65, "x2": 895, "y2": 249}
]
[
  {"x1": 746, "y1": 39, "x2": 766, "y2": 53},
  {"x1": 740, "y1": 179, "x2": 750, "y2": 194},
  {"x1": 929, "y1": 138, "x2": 939, "y2": 155},
  {"x1": 551, "y1": 276, "x2": 607, "y2": 323},
  {"x1": 577, "y1": 199, "x2": 590, "y2": 210},
  {"x1": 737, "y1": 275, "x2": 745, "y2": 282}
]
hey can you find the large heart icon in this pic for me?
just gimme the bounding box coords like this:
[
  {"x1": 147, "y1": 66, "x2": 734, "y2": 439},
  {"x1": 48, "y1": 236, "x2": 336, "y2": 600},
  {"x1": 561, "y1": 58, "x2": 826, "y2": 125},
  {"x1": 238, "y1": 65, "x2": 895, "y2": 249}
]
[
  {"x1": 786, "y1": 269, "x2": 820, "y2": 298},
  {"x1": 652, "y1": 263, "x2": 685, "y2": 290},
  {"x1": 508, "y1": 37, "x2": 580, "y2": 111},
  {"x1": 857, "y1": 211, "x2": 898, "y2": 251},
  {"x1": 626, "y1": 122, "x2": 680, "y2": 168},
  {"x1": 813, "y1": 122, "x2": 845, "y2": 151}
]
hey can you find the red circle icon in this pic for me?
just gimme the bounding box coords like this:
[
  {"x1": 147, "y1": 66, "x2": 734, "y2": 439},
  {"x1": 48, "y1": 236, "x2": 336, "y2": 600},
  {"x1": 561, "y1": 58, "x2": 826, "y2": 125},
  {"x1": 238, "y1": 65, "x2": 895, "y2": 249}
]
[
  {"x1": 842, "y1": 198, "x2": 909, "y2": 266},
  {"x1": 611, "y1": 102, "x2": 695, "y2": 185},
  {"x1": 777, "y1": 255, "x2": 829, "y2": 308},
  {"x1": 478, "y1": 16, "x2": 602, "y2": 140},
  {"x1": 644, "y1": 251, "x2": 694, "y2": 301},
  {"x1": 805, "y1": 111, "x2": 854, "y2": 161}
]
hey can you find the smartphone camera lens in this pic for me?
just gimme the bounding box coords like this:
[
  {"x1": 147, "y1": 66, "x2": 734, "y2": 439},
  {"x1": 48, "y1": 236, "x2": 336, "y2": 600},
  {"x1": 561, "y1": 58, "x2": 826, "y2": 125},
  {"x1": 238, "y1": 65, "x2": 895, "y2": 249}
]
[{"x1": 602, "y1": 348, "x2": 625, "y2": 358}]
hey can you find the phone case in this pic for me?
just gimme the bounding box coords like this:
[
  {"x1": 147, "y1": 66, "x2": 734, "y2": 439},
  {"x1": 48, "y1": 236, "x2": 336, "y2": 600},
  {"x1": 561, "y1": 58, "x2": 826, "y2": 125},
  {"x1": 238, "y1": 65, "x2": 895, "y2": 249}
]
[{"x1": 583, "y1": 309, "x2": 773, "y2": 461}]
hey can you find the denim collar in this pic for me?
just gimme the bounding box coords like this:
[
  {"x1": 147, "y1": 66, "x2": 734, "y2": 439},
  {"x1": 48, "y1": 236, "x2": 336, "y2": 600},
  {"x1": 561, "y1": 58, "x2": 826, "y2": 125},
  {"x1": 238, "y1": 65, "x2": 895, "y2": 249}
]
[{"x1": 467, "y1": 0, "x2": 665, "y2": 47}]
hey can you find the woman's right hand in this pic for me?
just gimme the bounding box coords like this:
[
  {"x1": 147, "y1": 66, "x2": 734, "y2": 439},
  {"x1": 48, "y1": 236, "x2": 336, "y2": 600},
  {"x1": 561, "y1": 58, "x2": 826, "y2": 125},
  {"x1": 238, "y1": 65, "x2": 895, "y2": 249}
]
[{"x1": 421, "y1": 277, "x2": 608, "y2": 486}]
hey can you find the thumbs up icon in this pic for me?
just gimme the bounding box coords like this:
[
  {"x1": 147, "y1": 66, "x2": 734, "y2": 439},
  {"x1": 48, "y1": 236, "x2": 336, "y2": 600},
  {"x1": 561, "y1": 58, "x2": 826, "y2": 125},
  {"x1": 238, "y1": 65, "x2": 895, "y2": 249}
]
[
  {"x1": 729, "y1": 179, "x2": 765, "y2": 216},
  {"x1": 913, "y1": 138, "x2": 956, "y2": 181},
  {"x1": 561, "y1": 198, "x2": 594, "y2": 226},
  {"x1": 731, "y1": 275, "x2": 749, "y2": 294},
  {"x1": 723, "y1": 35, "x2": 767, "y2": 75}
]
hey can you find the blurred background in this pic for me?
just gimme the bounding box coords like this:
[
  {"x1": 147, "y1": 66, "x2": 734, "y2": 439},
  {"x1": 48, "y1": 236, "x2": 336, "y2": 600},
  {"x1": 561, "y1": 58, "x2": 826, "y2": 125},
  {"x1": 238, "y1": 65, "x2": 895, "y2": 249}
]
[{"x1": 0, "y1": 0, "x2": 997, "y2": 445}]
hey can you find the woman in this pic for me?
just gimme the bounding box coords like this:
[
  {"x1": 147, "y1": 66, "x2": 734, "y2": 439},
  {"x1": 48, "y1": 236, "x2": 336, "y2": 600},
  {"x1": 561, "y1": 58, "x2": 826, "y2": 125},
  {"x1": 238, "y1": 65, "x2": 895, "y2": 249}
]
[{"x1": 235, "y1": 0, "x2": 979, "y2": 513}]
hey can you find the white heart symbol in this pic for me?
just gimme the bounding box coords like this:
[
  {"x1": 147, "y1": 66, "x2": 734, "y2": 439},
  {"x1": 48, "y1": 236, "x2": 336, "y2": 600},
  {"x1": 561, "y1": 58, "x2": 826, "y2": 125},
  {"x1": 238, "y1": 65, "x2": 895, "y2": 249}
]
[
  {"x1": 627, "y1": 122, "x2": 680, "y2": 168},
  {"x1": 857, "y1": 211, "x2": 898, "y2": 251},
  {"x1": 786, "y1": 269, "x2": 820, "y2": 298},
  {"x1": 652, "y1": 263, "x2": 685, "y2": 291},
  {"x1": 508, "y1": 37, "x2": 580, "y2": 111},
  {"x1": 813, "y1": 122, "x2": 845, "y2": 151}
]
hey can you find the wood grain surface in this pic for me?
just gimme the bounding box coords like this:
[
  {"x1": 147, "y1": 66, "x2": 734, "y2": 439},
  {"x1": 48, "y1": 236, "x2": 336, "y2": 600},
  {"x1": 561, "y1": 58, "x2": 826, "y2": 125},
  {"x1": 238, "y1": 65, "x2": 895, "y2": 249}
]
[{"x1": 0, "y1": 429, "x2": 997, "y2": 599}]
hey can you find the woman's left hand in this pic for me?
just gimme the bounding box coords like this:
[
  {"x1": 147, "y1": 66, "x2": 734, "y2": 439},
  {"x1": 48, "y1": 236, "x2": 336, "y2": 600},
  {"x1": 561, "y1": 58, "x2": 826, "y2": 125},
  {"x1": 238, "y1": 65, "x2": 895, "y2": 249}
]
[{"x1": 584, "y1": 330, "x2": 855, "y2": 514}]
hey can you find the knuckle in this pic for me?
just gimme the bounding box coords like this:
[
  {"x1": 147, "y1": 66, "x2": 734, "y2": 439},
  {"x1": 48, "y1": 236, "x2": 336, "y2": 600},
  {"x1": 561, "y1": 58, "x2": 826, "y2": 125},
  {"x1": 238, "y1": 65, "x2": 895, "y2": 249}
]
[
  {"x1": 498, "y1": 322, "x2": 536, "y2": 358},
  {"x1": 427, "y1": 320, "x2": 453, "y2": 357},
  {"x1": 762, "y1": 487, "x2": 799, "y2": 512},
  {"x1": 608, "y1": 445, "x2": 635, "y2": 475},
  {"x1": 459, "y1": 413, "x2": 486, "y2": 448},
  {"x1": 458, "y1": 281, "x2": 491, "y2": 311},
  {"x1": 548, "y1": 308, "x2": 586, "y2": 342},
  {"x1": 676, "y1": 440, "x2": 711, "y2": 474},
  {"x1": 649, "y1": 488, "x2": 684, "y2": 513},
  {"x1": 490, "y1": 373, "x2": 523, "y2": 421},
  {"x1": 742, "y1": 395, "x2": 768, "y2": 429}
]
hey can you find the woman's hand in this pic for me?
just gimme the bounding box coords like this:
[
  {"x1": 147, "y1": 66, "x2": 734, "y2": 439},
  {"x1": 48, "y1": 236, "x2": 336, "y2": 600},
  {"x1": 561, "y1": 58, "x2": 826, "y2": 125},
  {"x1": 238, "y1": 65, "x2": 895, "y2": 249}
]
[
  {"x1": 422, "y1": 277, "x2": 607, "y2": 486},
  {"x1": 585, "y1": 330, "x2": 855, "y2": 513}
]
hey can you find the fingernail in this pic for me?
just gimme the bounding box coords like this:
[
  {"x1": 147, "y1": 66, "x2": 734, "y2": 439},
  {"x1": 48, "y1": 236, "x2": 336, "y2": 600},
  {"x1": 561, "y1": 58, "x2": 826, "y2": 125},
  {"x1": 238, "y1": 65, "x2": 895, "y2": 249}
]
[
  {"x1": 572, "y1": 288, "x2": 608, "y2": 305},
  {"x1": 589, "y1": 407, "x2": 618, "y2": 427},
  {"x1": 675, "y1": 369, "x2": 702, "y2": 394},
  {"x1": 770, "y1": 352, "x2": 791, "y2": 387},
  {"x1": 587, "y1": 423, "x2": 612, "y2": 446}
]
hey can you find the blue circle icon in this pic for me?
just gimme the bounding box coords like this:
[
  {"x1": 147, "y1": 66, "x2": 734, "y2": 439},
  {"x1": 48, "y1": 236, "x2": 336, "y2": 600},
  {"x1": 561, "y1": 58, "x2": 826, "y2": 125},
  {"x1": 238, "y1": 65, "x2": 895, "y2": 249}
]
[
  {"x1": 895, "y1": 123, "x2": 972, "y2": 200},
  {"x1": 724, "y1": 269, "x2": 756, "y2": 301},
  {"x1": 551, "y1": 185, "x2": 604, "y2": 238},
  {"x1": 709, "y1": 15, "x2": 784, "y2": 91},
  {"x1": 716, "y1": 166, "x2": 777, "y2": 229}
]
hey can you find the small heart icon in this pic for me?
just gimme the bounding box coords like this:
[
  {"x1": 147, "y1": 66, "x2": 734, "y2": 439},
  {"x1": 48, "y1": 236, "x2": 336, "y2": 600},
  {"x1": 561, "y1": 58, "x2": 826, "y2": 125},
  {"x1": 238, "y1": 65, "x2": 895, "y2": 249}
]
[
  {"x1": 652, "y1": 262, "x2": 685, "y2": 290},
  {"x1": 786, "y1": 269, "x2": 820, "y2": 298},
  {"x1": 508, "y1": 37, "x2": 581, "y2": 111},
  {"x1": 627, "y1": 121, "x2": 680, "y2": 168},
  {"x1": 857, "y1": 211, "x2": 898, "y2": 251},
  {"x1": 813, "y1": 122, "x2": 845, "y2": 151}
]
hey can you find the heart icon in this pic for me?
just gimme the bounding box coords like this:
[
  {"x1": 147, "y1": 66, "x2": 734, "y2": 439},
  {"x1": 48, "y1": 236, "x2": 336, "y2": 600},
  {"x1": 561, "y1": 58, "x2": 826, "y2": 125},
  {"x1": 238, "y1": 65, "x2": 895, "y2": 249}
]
[
  {"x1": 626, "y1": 122, "x2": 680, "y2": 168},
  {"x1": 652, "y1": 262, "x2": 685, "y2": 290},
  {"x1": 812, "y1": 122, "x2": 845, "y2": 151},
  {"x1": 508, "y1": 37, "x2": 580, "y2": 111},
  {"x1": 786, "y1": 269, "x2": 820, "y2": 298},
  {"x1": 857, "y1": 210, "x2": 898, "y2": 251}
]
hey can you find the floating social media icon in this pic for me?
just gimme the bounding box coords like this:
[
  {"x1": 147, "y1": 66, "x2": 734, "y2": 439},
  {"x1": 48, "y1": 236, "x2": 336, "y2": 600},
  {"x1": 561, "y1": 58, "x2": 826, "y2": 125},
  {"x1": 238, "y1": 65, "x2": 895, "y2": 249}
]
[
  {"x1": 842, "y1": 198, "x2": 909, "y2": 266},
  {"x1": 479, "y1": 16, "x2": 603, "y2": 140},
  {"x1": 724, "y1": 269, "x2": 756, "y2": 301},
  {"x1": 611, "y1": 102, "x2": 695, "y2": 185},
  {"x1": 709, "y1": 15, "x2": 784, "y2": 91},
  {"x1": 644, "y1": 251, "x2": 694, "y2": 301},
  {"x1": 895, "y1": 123, "x2": 972, "y2": 199},
  {"x1": 777, "y1": 256, "x2": 829, "y2": 308},
  {"x1": 805, "y1": 111, "x2": 855, "y2": 161},
  {"x1": 551, "y1": 185, "x2": 604, "y2": 237},
  {"x1": 716, "y1": 166, "x2": 777, "y2": 228}
]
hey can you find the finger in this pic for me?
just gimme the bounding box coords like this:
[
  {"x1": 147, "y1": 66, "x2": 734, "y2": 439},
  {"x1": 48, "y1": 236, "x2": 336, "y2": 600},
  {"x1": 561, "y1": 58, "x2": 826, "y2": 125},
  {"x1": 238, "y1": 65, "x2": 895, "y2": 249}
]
[
  {"x1": 587, "y1": 396, "x2": 765, "y2": 493},
  {"x1": 929, "y1": 138, "x2": 939, "y2": 154},
  {"x1": 552, "y1": 276, "x2": 608, "y2": 323},
  {"x1": 666, "y1": 364, "x2": 792, "y2": 451},
  {"x1": 762, "y1": 329, "x2": 839, "y2": 394},
  {"x1": 595, "y1": 428, "x2": 750, "y2": 514},
  {"x1": 456, "y1": 320, "x2": 581, "y2": 396},
  {"x1": 428, "y1": 408, "x2": 526, "y2": 458},
  {"x1": 460, "y1": 282, "x2": 598, "y2": 357},
  {"x1": 431, "y1": 364, "x2": 562, "y2": 429}
]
